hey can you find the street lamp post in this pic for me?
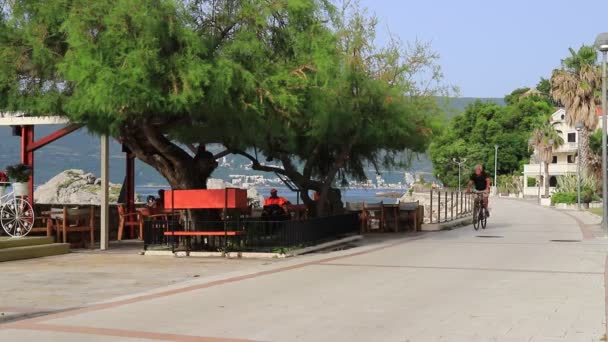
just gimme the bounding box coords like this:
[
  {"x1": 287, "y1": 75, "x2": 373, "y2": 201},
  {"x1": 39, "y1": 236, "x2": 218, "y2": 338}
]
[
  {"x1": 576, "y1": 123, "x2": 584, "y2": 210},
  {"x1": 452, "y1": 158, "x2": 467, "y2": 192},
  {"x1": 494, "y1": 145, "x2": 499, "y2": 195},
  {"x1": 538, "y1": 159, "x2": 542, "y2": 204},
  {"x1": 595, "y1": 32, "x2": 608, "y2": 235}
]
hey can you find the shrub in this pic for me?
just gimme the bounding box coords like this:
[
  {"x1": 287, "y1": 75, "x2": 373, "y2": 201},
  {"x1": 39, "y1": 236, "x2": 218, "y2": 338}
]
[
  {"x1": 527, "y1": 177, "x2": 537, "y2": 187},
  {"x1": 551, "y1": 192, "x2": 577, "y2": 205},
  {"x1": 498, "y1": 174, "x2": 522, "y2": 194},
  {"x1": 556, "y1": 175, "x2": 600, "y2": 194},
  {"x1": 5, "y1": 164, "x2": 32, "y2": 183}
]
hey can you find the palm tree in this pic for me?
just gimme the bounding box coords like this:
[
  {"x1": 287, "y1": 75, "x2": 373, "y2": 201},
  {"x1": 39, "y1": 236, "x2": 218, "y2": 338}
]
[
  {"x1": 551, "y1": 46, "x2": 601, "y2": 173},
  {"x1": 529, "y1": 124, "x2": 564, "y2": 197}
]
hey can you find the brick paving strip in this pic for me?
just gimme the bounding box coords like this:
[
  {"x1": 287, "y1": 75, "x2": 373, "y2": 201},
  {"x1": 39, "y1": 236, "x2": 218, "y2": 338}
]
[
  {"x1": 1, "y1": 234, "x2": 429, "y2": 340},
  {"x1": 8, "y1": 323, "x2": 260, "y2": 342}
]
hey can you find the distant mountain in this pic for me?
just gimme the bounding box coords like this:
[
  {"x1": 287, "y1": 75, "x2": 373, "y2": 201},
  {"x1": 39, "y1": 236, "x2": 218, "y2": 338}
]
[
  {"x1": 437, "y1": 97, "x2": 505, "y2": 119},
  {"x1": 0, "y1": 97, "x2": 496, "y2": 188}
]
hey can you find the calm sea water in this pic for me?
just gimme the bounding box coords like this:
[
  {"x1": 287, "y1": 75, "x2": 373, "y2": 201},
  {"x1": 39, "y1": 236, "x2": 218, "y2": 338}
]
[{"x1": 136, "y1": 186, "x2": 404, "y2": 204}]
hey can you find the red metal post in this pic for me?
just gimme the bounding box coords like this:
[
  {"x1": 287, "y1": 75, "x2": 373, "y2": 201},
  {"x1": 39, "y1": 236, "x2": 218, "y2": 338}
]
[{"x1": 20, "y1": 125, "x2": 34, "y2": 204}]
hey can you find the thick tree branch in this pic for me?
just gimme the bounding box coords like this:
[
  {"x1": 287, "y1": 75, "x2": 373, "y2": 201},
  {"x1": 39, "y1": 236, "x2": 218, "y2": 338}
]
[
  {"x1": 214, "y1": 149, "x2": 231, "y2": 160},
  {"x1": 233, "y1": 150, "x2": 288, "y2": 175},
  {"x1": 186, "y1": 143, "x2": 198, "y2": 154},
  {"x1": 142, "y1": 122, "x2": 193, "y2": 167}
]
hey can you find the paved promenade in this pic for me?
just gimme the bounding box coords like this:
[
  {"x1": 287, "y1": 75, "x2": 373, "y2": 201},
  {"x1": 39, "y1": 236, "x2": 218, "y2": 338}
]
[{"x1": 1, "y1": 198, "x2": 608, "y2": 341}]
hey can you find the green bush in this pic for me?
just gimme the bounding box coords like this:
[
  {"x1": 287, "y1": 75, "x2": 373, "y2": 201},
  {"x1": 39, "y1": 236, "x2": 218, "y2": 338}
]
[
  {"x1": 551, "y1": 192, "x2": 577, "y2": 205},
  {"x1": 527, "y1": 177, "x2": 537, "y2": 187}
]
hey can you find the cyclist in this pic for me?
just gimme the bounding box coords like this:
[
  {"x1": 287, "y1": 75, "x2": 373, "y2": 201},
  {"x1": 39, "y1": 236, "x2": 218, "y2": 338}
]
[{"x1": 466, "y1": 164, "x2": 492, "y2": 217}]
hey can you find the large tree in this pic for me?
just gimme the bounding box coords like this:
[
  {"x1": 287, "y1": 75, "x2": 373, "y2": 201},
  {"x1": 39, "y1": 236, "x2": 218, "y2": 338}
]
[
  {"x1": 0, "y1": 0, "x2": 336, "y2": 192},
  {"x1": 232, "y1": 3, "x2": 446, "y2": 216},
  {"x1": 551, "y1": 46, "x2": 601, "y2": 172}
]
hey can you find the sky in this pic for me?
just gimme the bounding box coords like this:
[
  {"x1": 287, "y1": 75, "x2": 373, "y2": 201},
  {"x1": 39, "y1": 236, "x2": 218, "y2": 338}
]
[{"x1": 359, "y1": 0, "x2": 607, "y2": 98}]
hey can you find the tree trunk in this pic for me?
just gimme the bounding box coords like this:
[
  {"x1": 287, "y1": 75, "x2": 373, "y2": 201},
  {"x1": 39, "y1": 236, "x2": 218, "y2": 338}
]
[
  {"x1": 119, "y1": 123, "x2": 221, "y2": 226},
  {"x1": 579, "y1": 128, "x2": 590, "y2": 175}
]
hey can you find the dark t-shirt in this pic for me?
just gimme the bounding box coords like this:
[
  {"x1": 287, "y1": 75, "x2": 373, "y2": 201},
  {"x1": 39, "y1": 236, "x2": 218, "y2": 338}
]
[{"x1": 470, "y1": 172, "x2": 490, "y2": 191}]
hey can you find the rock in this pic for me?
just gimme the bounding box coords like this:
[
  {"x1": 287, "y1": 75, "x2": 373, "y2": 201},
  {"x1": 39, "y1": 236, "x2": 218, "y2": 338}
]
[
  {"x1": 207, "y1": 178, "x2": 264, "y2": 209},
  {"x1": 35, "y1": 169, "x2": 122, "y2": 204},
  {"x1": 206, "y1": 178, "x2": 231, "y2": 189},
  {"x1": 246, "y1": 187, "x2": 265, "y2": 209},
  {"x1": 83, "y1": 173, "x2": 96, "y2": 185}
]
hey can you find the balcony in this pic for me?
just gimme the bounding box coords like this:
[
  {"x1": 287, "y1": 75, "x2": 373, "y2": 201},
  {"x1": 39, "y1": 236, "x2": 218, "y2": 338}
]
[
  {"x1": 523, "y1": 163, "x2": 577, "y2": 175},
  {"x1": 554, "y1": 142, "x2": 578, "y2": 153}
]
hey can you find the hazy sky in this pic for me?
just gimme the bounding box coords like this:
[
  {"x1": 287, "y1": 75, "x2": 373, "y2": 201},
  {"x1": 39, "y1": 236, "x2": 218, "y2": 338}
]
[{"x1": 359, "y1": 0, "x2": 607, "y2": 98}]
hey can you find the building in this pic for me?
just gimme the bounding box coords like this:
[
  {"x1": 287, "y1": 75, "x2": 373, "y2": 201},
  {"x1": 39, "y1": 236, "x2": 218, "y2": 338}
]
[{"x1": 522, "y1": 108, "x2": 603, "y2": 196}]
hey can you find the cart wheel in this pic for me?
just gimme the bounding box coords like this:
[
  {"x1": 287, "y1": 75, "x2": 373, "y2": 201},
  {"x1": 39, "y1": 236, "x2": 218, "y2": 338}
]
[{"x1": 1, "y1": 198, "x2": 34, "y2": 237}]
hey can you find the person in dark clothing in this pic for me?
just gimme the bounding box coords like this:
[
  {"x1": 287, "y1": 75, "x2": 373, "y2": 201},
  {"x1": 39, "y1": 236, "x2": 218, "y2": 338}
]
[{"x1": 467, "y1": 164, "x2": 492, "y2": 217}]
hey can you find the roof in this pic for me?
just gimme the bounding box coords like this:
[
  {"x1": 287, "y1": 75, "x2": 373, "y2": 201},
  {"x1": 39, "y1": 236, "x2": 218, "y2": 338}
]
[{"x1": 0, "y1": 112, "x2": 70, "y2": 126}]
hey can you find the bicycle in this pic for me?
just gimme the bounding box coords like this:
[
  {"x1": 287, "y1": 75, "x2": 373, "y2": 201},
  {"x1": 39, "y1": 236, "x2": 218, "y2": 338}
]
[
  {"x1": 0, "y1": 182, "x2": 34, "y2": 237},
  {"x1": 471, "y1": 190, "x2": 488, "y2": 230}
]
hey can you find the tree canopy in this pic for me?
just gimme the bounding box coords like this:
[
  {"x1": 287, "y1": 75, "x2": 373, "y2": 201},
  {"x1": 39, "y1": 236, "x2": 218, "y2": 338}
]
[
  {"x1": 0, "y1": 0, "x2": 446, "y2": 215},
  {"x1": 429, "y1": 92, "x2": 554, "y2": 188}
]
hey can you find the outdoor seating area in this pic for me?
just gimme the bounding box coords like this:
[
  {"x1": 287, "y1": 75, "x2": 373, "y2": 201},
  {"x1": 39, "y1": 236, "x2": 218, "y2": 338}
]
[
  {"x1": 142, "y1": 188, "x2": 360, "y2": 253},
  {"x1": 345, "y1": 201, "x2": 423, "y2": 233}
]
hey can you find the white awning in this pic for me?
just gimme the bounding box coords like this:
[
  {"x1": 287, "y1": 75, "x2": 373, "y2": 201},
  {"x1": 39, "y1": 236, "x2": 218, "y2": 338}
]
[{"x1": 0, "y1": 113, "x2": 70, "y2": 126}]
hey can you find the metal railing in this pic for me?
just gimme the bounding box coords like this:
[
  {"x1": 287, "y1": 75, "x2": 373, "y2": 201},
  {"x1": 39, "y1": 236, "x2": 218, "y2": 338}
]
[
  {"x1": 143, "y1": 213, "x2": 359, "y2": 252},
  {"x1": 428, "y1": 190, "x2": 474, "y2": 224}
]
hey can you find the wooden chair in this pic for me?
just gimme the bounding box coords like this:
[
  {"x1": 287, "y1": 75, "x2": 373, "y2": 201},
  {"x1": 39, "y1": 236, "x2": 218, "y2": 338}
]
[
  {"x1": 47, "y1": 206, "x2": 96, "y2": 247},
  {"x1": 117, "y1": 204, "x2": 143, "y2": 241},
  {"x1": 398, "y1": 201, "x2": 420, "y2": 232},
  {"x1": 366, "y1": 202, "x2": 385, "y2": 232},
  {"x1": 29, "y1": 212, "x2": 55, "y2": 237},
  {"x1": 346, "y1": 202, "x2": 366, "y2": 233}
]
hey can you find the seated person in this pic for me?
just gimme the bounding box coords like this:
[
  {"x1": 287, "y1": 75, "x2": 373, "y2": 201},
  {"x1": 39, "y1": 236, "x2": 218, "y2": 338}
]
[
  {"x1": 262, "y1": 189, "x2": 291, "y2": 220},
  {"x1": 156, "y1": 189, "x2": 165, "y2": 209},
  {"x1": 146, "y1": 195, "x2": 157, "y2": 208}
]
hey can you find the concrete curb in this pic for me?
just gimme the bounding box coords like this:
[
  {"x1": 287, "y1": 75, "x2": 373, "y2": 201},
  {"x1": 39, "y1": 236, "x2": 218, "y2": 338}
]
[
  {"x1": 143, "y1": 235, "x2": 363, "y2": 259},
  {"x1": 421, "y1": 216, "x2": 472, "y2": 231},
  {"x1": 285, "y1": 235, "x2": 363, "y2": 257}
]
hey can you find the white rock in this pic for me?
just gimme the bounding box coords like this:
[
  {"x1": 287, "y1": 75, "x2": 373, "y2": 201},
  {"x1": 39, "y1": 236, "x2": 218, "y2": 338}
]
[
  {"x1": 35, "y1": 169, "x2": 121, "y2": 204},
  {"x1": 207, "y1": 178, "x2": 264, "y2": 208}
]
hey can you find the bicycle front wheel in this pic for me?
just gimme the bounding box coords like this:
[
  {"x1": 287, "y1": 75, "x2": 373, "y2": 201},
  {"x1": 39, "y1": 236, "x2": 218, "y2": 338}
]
[
  {"x1": 481, "y1": 211, "x2": 487, "y2": 229},
  {"x1": 472, "y1": 204, "x2": 479, "y2": 230},
  {"x1": 1, "y1": 198, "x2": 34, "y2": 237}
]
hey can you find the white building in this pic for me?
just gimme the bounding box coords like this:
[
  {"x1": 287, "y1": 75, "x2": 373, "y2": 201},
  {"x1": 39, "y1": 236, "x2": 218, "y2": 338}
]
[{"x1": 522, "y1": 108, "x2": 602, "y2": 196}]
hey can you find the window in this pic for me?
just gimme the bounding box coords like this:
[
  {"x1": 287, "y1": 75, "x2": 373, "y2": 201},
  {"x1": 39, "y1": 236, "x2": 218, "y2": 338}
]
[
  {"x1": 552, "y1": 156, "x2": 558, "y2": 164},
  {"x1": 568, "y1": 133, "x2": 576, "y2": 143},
  {"x1": 561, "y1": 114, "x2": 565, "y2": 120},
  {"x1": 567, "y1": 155, "x2": 575, "y2": 163}
]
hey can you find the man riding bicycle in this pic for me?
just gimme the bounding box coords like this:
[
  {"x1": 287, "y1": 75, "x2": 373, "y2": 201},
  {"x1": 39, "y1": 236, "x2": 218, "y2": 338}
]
[{"x1": 466, "y1": 165, "x2": 492, "y2": 217}]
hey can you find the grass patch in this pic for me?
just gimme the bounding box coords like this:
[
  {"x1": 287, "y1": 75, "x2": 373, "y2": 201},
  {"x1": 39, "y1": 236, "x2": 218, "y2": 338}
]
[{"x1": 588, "y1": 208, "x2": 602, "y2": 216}]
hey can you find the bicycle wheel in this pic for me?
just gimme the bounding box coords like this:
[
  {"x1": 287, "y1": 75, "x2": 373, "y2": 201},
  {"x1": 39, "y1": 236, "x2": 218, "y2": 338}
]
[
  {"x1": 1, "y1": 198, "x2": 34, "y2": 237},
  {"x1": 481, "y1": 210, "x2": 487, "y2": 229},
  {"x1": 472, "y1": 203, "x2": 479, "y2": 230}
]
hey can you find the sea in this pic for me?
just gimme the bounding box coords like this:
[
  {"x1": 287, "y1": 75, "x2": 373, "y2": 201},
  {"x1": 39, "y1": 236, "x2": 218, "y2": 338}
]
[{"x1": 135, "y1": 186, "x2": 404, "y2": 205}]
